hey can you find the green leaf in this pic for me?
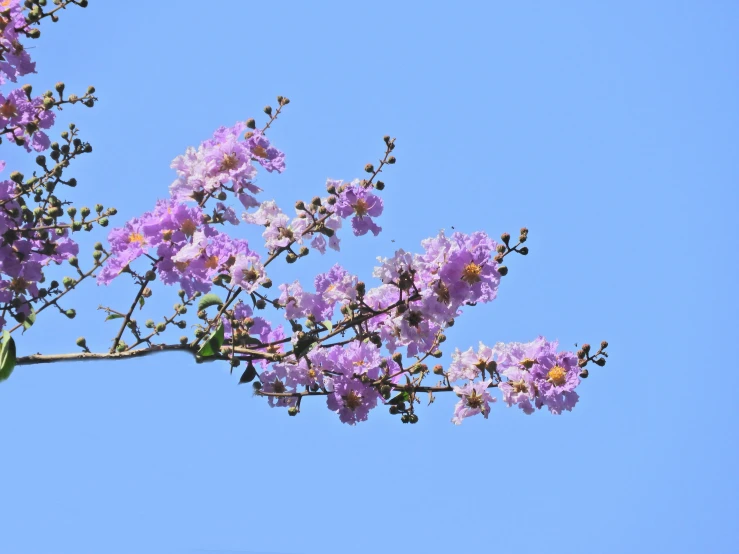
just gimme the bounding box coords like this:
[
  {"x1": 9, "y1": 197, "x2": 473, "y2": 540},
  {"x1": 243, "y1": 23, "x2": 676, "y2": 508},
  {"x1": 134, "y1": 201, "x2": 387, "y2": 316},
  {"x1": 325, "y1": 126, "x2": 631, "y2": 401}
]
[
  {"x1": 0, "y1": 330, "x2": 17, "y2": 382},
  {"x1": 22, "y1": 309, "x2": 36, "y2": 330},
  {"x1": 294, "y1": 336, "x2": 316, "y2": 359},
  {"x1": 322, "y1": 320, "x2": 333, "y2": 332},
  {"x1": 388, "y1": 391, "x2": 411, "y2": 405},
  {"x1": 239, "y1": 362, "x2": 258, "y2": 384},
  {"x1": 198, "y1": 293, "x2": 224, "y2": 312},
  {"x1": 197, "y1": 322, "x2": 225, "y2": 358},
  {"x1": 105, "y1": 313, "x2": 123, "y2": 321}
]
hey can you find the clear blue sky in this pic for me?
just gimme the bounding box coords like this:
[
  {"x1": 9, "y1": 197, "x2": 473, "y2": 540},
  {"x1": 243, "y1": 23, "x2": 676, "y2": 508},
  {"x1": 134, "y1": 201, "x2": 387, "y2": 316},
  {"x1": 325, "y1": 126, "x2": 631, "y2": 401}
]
[{"x1": 1, "y1": 1, "x2": 737, "y2": 553}]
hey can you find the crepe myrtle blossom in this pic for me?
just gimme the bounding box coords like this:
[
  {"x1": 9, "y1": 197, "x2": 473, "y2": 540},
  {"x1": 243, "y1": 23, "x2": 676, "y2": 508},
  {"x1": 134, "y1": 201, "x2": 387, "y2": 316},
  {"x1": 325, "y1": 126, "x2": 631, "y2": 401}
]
[
  {"x1": 326, "y1": 373, "x2": 381, "y2": 425},
  {"x1": 169, "y1": 122, "x2": 284, "y2": 209},
  {"x1": 229, "y1": 253, "x2": 268, "y2": 293},
  {"x1": 0, "y1": 1, "x2": 35, "y2": 84},
  {"x1": 497, "y1": 337, "x2": 581, "y2": 414},
  {"x1": 447, "y1": 342, "x2": 497, "y2": 382},
  {"x1": 1, "y1": 88, "x2": 55, "y2": 151},
  {"x1": 451, "y1": 379, "x2": 495, "y2": 425},
  {"x1": 334, "y1": 179, "x2": 383, "y2": 236}
]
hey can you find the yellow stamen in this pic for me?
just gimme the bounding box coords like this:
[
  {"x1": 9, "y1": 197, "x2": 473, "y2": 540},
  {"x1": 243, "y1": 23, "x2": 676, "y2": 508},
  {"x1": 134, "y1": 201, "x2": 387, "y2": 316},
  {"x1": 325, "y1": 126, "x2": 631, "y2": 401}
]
[
  {"x1": 461, "y1": 262, "x2": 482, "y2": 285},
  {"x1": 128, "y1": 232, "x2": 146, "y2": 245},
  {"x1": 547, "y1": 365, "x2": 567, "y2": 387},
  {"x1": 180, "y1": 218, "x2": 197, "y2": 237},
  {"x1": 353, "y1": 198, "x2": 370, "y2": 217}
]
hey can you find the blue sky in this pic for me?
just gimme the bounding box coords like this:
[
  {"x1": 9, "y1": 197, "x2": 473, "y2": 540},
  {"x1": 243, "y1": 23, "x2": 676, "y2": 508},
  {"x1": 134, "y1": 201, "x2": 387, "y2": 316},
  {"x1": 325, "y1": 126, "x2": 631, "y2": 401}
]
[{"x1": 1, "y1": 1, "x2": 737, "y2": 553}]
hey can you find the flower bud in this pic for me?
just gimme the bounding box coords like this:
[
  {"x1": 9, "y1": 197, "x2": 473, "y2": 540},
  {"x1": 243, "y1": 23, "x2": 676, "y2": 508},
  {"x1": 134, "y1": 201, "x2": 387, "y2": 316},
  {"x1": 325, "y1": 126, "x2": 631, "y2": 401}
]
[
  {"x1": 246, "y1": 118, "x2": 256, "y2": 129},
  {"x1": 594, "y1": 358, "x2": 606, "y2": 367},
  {"x1": 433, "y1": 364, "x2": 444, "y2": 375},
  {"x1": 386, "y1": 156, "x2": 396, "y2": 164},
  {"x1": 263, "y1": 105, "x2": 272, "y2": 115},
  {"x1": 144, "y1": 270, "x2": 157, "y2": 281},
  {"x1": 375, "y1": 180, "x2": 385, "y2": 191},
  {"x1": 294, "y1": 200, "x2": 305, "y2": 211},
  {"x1": 600, "y1": 340, "x2": 609, "y2": 349},
  {"x1": 497, "y1": 265, "x2": 508, "y2": 276},
  {"x1": 285, "y1": 252, "x2": 298, "y2": 264},
  {"x1": 364, "y1": 164, "x2": 374, "y2": 173},
  {"x1": 287, "y1": 406, "x2": 299, "y2": 416},
  {"x1": 80, "y1": 207, "x2": 91, "y2": 218},
  {"x1": 75, "y1": 337, "x2": 86, "y2": 348},
  {"x1": 581, "y1": 343, "x2": 591, "y2": 354},
  {"x1": 22, "y1": 84, "x2": 32, "y2": 99},
  {"x1": 255, "y1": 298, "x2": 267, "y2": 310},
  {"x1": 392, "y1": 352, "x2": 403, "y2": 365},
  {"x1": 409, "y1": 414, "x2": 419, "y2": 424},
  {"x1": 62, "y1": 276, "x2": 75, "y2": 288},
  {"x1": 401, "y1": 414, "x2": 410, "y2": 423},
  {"x1": 65, "y1": 309, "x2": 76, "y2": 319},
  {"x1": 98, "y1": 217, "x2": 109, "y2": 227},
  {"x1": 155, "y1": 323, "x2": 166, "y2": 332},
  {"x1": 68, "y1": 256, "x2": 78, "y2": 267},
  {"x1": 55, "y1": 82, "x2": 65, "y2": 95},
  {"x1": 579, "y1": 369, "x2": 589, "y2": 378},
  {"x1": 518, "y1": 246, "x2": 529, "y2": 255},
  {"x1": 389, "y1": 405, "x2": 399, "y2": 415}
]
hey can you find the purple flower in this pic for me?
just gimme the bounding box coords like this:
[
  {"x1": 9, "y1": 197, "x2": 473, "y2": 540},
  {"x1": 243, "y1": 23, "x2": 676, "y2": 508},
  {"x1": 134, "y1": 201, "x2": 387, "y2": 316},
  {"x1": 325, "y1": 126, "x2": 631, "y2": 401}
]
[
  {"x1": 335, "y1": 181, "x2": 383, "y2": 236},
  {"x1": 497, "y1": 337, "x2": 581, "y2": 414},
  {"x1": 244, "y1": 130, "x2": 286, "y2": 173},
  {"x1": 451, "y1": 379, "x2": 495, "y2": 425},
  {"x1": 447, "y1": 342, "x2": 496, "y2": 382},
  {"x1": 326, "y1": 374, "x2": 380, "y2": 425}
]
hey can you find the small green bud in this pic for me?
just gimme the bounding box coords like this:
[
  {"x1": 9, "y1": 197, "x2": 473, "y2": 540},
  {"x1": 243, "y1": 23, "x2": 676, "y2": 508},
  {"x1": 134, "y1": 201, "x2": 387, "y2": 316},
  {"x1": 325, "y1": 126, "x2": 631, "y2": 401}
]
[
  {"x1": 497, "y1": 265, "x2": 508, "y2": 276},
  {"x1": 246, "y1": 118, "x2": 256, "y2": 129},
  {"x1": 75, "y1": 337, "x2": 86, "y2": 348},
  {"x1": 580, "y1": 369, "x2": 589, "y2": 378},
  {"x1": 145, "y1": 320, "x2": 155, "y2": 328},
  {"x1": 68, "y1": 256, "x2": 78, "y2": 267},
  {"x1": 263, "y1": 105, "x2": 272, "y2": 115},
  {"x1": 409, "y1": 414, "x2": 419, "y2": 424},
  {"x1": 62, "y1": 276, "x2": 75, "y2": 289},
  {"x1": 287, "y1": 406, "x2": 299, "y2": 417},
  {"x1": 155, "y1": 323, "x2": 166, "y2": 332},
  {"x1": 375, "y1": 180, "x2": 385, "y2": 191},
  {"x1": 80, "y1": 207, "x2": 91, "y2": 218},
  {"x1": 255, "y1": 298, "x2": 266, "y2": 310},
  {"x1": 299, "y1": 246, "x2": 309, "y2": 257},
  {"x1": 180, "y1": 336, "x2": 189, "y2": 344},
  {"x1": 392, "y1": 352, "x2": 403, "y2": 365},
  {"x1": 364, "y1": 164, "x2": 374, "y2": 173},
  {"x1": 176, "y1": 320, "x2": 187, "y2": 329},
  {"x1": 252, "y1": 381, "x2": 262, "y2": 391},
  {"x1": 285, "y1": 252, "x2": 298, "y2": 264},
  {"x1": 401, "y1": 414, "x2": 410, "y2": 424},
  {"x1": 55, "y1": 82, "x2": 65, "y2": 95},
  {"x1": 389, "y1": 405, "x2": 399, "y2": 415},
  {"x1": 67, "y1": 207, "x2": 77, "y2": 218},
  {"x1": 65, "y1": 309, "x2": 76, "y2": 319},
  {"x1": 386, "y1": 156, "x2": 396, "y2": 164},
  {"x1": 433, "y1": 364, "x2": 444, "y2": 375},
  {"x1": 601, "y1": 340, "x2": 609, "y2": 349},
  {"x1": 95, "y1": 204, "x2": 103, "y2": 213},
  {"x1": 21, "y1": 84, "x2": 32, "y2": 99},
  {"x1": 98, "y1": 217, "x2": 109, "y2": 227}
]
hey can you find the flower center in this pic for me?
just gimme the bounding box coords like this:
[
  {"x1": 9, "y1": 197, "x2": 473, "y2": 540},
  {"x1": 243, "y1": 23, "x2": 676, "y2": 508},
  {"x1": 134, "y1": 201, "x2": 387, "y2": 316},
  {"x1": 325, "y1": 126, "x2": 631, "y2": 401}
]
[
  {"x1": 8, "y1": 277, "x2": 29, "y2": 294},
  {"x1": 466, "y1": 390, "x2": 485, "y2": 410},
  {"x1": 519, "y1": 358, "x2": 536, "y2": 370},
  {"x1": 353, "y1": 198, "x2": 370, "y2": 217},
  {"x1": 180, "y1": 218, "x2": 197, "y2": 237},
  {"x1": 307, "y1": 368, "x2": 317, "y2": 380},
  {"x1": 0, "y1": 100, "x2": 17, "y2": 119},
  {"x1": 511, "y1": 379, "x2": 528, "y2": 393},
  {"x1": 435, "y1": 280, "x2": 450, "y2": 303},
  {"x1": 174, "y1": 261, "x2": 190, "y2": 272},
  {"x1": 242, "y1": 267, "x2": 259, "y2": 283},
  {"x1": 344, "y1": 390, "x2": 362, "y2": 411},
  {"x1": 252, "y1": 145, "x2": 268, "y2": 158},
  {"x1": 272, "y1": 379, "x2": 286, "y2": 394},
  {"x1": 547, "y1": 365, "x2": 567, "y2": 386},
  {"x1": 220, "y1": 152, "x2": 240, "y2": 171},
  {"x1": 204, "y1": 255, "x2": 219, "y2": 270},
  {"x1": 461, "y1": 262, "x2": 482, "y2": 285},
  {"x1": 128, "y1": 232, "x2": 146, "y2": 245}
]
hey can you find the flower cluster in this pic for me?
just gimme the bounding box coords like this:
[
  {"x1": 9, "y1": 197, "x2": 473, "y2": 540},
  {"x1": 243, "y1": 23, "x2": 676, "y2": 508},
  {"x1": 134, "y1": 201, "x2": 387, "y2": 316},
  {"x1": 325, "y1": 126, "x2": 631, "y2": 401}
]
[
  {"x1": 0, "y1": 2, "x2": 610, "y2": 426},
  {"x1": 97, "y1": 199, "x2": 265, "y2": 297},
  {"x1": 169, "y1": 122, "x2": 285, "y2": 210}
]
